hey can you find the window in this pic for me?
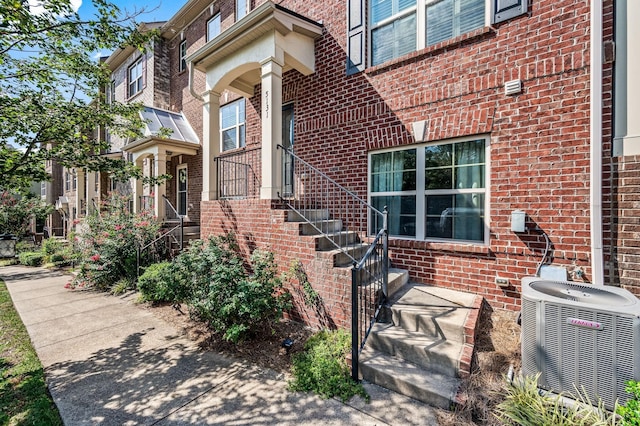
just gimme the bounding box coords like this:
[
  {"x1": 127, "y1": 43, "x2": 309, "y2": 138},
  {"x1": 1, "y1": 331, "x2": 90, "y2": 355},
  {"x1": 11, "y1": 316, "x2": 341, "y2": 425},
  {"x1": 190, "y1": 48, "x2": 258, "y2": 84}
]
[
  {"x1": 40, "y1": 181, "x2": 46, "y2": 197},
  {"x1": 369, "y1": 136, "x2": 488, "y2": 243},
  {"x1": 179, "y1": 40, "x2": 187, "y2": 72},
  {"x1": 177, "y1": 165, "x2": 188, "y2": 216},
  {"x1": 370, "y1": 0, "x2": 485, "y2": 66},
  {"x1": 127, "y1": 57, "x2": 144, "y2": 98},
  {"x1": 105, "y1": 79, "x2": 115, "y2": 104},
  {"x1": 72, "y1": 171, "x2": 77, "y2": 190},
  {"x1": 236, "y1": 0, "x2": 247, "y2": 20},
  {"x1": 94, "y1": 172, "x2": 99, "y2": 192},
  {"x1": 220, "y1": 98, "x2": 246, "y2": 151},
  {"x1": 207, "y1": 13, "x2": 221, "y2": 41},
  {"x1": 64, "y1": 172, "x2": 71, "y2": 192}
]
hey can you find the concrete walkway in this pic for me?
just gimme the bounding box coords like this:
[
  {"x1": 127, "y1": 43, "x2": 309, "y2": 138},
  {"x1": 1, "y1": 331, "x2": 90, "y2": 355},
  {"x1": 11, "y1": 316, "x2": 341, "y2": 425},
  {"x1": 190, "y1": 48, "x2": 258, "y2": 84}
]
[{"x1": 0, "y1": 265, "x2": 440, "y2": 425}]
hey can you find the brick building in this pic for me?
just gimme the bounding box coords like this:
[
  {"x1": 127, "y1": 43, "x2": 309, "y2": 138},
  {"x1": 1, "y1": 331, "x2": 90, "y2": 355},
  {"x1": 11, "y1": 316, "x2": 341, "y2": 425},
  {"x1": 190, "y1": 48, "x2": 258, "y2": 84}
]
[
  {"x1": 149, "y1": 0, "x2": 619, "y2": 325},
  {"x1": 42, "y1": 0, "x2": 640, "y2": 407},
  {"x1": 48, "y1": 0, "x2": 637, "y2": 325}
]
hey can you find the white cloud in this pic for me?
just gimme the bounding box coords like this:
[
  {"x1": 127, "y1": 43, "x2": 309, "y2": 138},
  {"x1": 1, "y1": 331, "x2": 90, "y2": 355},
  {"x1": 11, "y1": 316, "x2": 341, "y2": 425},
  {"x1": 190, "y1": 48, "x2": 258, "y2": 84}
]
[{"x1": 29, "y1": 0, "x2": 83, "y2": 16}]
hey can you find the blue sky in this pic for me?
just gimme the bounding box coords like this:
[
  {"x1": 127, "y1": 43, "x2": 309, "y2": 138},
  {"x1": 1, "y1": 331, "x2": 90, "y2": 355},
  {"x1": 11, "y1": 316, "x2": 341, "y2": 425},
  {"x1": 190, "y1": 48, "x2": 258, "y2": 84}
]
[{"x1": 77, "y1": 0, "x2": 185, "y2": 24}]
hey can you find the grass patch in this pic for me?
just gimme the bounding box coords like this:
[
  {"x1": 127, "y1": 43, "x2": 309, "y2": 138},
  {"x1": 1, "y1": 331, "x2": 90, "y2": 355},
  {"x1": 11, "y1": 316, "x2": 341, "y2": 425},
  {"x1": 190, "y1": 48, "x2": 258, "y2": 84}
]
[{"x1": 0, "y1": 278, "x2": 62, "y2": 425}]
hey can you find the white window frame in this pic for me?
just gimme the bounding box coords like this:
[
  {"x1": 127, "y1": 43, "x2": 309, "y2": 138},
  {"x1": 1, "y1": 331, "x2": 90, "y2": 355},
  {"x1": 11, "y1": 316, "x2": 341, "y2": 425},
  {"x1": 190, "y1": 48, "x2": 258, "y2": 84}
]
[
  {"x1": 64, "y1": 172, "x2": 71, "y2": 192},
  {"x1": 368, "y1": 135, "x2": 490, "y2": 244},
  {"x1": 127, "y1": 57, "x2": 144, "y2": 98},
  {"x1": 369, "y1": 0, "x2": 490, "y2": 67},
  {"x1": 40, "y1": 181, "x2": 46, "y2": 197},
  {"x1": 220, "y1": 98, "x2": 246, "y2": 152},
  {"x1": 177, "y1": 164, "x2": 188, "y2": 217},
  {"x1": 207, "y1": 13, "x2": 221, "y2": 41},
  {"x1": 179, "y1": 40, "x2": 187, "y2": 72}
]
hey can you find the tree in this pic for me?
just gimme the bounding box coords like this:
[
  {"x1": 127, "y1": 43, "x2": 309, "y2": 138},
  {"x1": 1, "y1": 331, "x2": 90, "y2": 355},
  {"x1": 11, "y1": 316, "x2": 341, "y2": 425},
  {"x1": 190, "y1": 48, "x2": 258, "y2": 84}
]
[
  {"x1": 0, "y1": 0, "x2": 157, "y2": 192},
  {"x1": 0, "y1": 190, "x2": 53, "y2": 236}
]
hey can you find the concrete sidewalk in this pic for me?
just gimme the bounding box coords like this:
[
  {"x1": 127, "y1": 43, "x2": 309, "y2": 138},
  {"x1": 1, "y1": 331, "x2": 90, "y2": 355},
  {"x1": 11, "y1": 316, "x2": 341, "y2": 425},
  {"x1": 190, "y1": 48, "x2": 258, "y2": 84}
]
[{"x1": 0, "y1": 265, "x2": 440, "y2": 425}]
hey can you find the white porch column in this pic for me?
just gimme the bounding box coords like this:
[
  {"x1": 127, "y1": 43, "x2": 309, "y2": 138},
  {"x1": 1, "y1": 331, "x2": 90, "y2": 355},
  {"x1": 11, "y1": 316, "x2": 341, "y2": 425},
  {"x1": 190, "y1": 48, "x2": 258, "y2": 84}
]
[
  {"x1": 614, "y1": 0, "x2": 640, "y2": 156},
  {"x1": 154, "y1": 151, "x2": 168, "y2": 219},
  {"x1": 133, "y1": 156, "x2": 145, "y2": 214},
  {"x1": 260, "y1": 57, "x2": 283, "y2": 200},
  {"x1": 202, "y1": 91, "x2": 221, "y2": 201}
]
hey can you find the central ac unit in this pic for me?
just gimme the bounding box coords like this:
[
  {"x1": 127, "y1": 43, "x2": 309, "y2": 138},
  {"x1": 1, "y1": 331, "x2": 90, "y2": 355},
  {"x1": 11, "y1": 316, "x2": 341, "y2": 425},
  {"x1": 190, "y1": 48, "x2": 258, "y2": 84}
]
[{"x1": 521, "y1": 277, "x2": 640, "y2": 410}]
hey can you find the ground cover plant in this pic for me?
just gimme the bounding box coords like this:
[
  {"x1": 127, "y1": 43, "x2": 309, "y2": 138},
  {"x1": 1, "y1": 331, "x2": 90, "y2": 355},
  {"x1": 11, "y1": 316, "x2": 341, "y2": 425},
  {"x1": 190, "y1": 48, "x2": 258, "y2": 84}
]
[
  {"x1": 0, "y1": 279, "x2": 62, "y2": 425},
  {"x1": 288, "y1": 329, "x2": 369, "y2": 403}
]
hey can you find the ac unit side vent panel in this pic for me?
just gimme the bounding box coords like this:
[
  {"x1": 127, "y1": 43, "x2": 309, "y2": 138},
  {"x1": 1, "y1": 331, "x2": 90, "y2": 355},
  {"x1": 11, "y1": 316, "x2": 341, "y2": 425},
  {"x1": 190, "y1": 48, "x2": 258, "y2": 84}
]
[{"x1": 522, "y1": 278, "x2": 640, "y2": 411}]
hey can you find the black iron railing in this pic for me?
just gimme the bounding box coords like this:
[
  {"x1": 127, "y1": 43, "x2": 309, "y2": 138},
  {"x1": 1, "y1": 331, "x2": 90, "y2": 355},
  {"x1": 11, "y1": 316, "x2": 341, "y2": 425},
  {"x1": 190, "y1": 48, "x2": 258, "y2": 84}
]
[
  {"x1": 277, "y1": 144, "x2": 388, "y2": 381},
  {"x1": 214, "y1": 147, "x2": 261, "y2": 199}
]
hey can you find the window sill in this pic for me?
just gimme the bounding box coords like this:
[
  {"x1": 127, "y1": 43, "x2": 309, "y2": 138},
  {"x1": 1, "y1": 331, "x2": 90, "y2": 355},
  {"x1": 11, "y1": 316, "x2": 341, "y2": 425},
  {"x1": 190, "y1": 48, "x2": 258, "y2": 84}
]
[
  {"x1": 389, "y1": 237, "x2": 491, "y2": 255},
  {"x1": 364, "y1": 26, "x2": 494, "y2": 76}
]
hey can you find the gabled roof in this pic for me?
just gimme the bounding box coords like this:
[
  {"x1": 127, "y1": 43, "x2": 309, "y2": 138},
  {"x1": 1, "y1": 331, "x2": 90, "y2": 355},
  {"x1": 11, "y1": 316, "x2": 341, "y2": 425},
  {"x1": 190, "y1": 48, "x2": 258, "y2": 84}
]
[{"x1": 141, "y1": 107, "x2": 199, "y2": 143}]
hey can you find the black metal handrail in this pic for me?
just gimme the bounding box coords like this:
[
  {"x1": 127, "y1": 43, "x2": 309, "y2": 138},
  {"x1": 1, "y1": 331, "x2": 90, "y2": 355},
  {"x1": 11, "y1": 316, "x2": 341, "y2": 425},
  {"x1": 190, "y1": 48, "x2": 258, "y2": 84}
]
[
  {"x1": 135, "y1": 196, "x2": 183, "y2": 277},
  {"x1": 351, "y1": 212, "x2": 388, "y2": 381},
  {"x1": 214, "y1": 147, "x2": 261, "y2": 199},
  {"x1": 277, "y1": 144, "x2": 388, "y2": 382}
]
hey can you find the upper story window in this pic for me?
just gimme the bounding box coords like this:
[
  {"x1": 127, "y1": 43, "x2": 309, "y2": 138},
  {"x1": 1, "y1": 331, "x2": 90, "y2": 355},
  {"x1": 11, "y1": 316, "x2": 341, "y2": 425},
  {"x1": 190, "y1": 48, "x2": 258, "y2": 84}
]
[
  {"x1": 220, "y1": 98, "x2": 246, "y2": 151},
  {"x1": 40, "y1": 181, "x2": 46, "y2": 197},
  {"x1": 127, "y1": 57, "x2": 144, "y2": 98},
  {"x1": 371, "y1": 0, "x2": 485, "y2": 66},
  {"x1": 207, "y1": 13, "x2": 221, "y2": 41},
  {"x1": 64, "y1": 172, "x2": 71, "y2": 192},
  {"x1": 237, "y1": 0, "x2": 248, "y2": 20},
  {"x1": 105, "y1": 79, "x2": 116, "y2": 104},
  {"x1": 347, "y1": 0, "x2": 527, "y2": 72},
  {"x1": 179, "y1": 40, "x2": 187, "y2": 72},
  {"x1": 369, "y1": 136, "x2": 488, "y2": 243}
]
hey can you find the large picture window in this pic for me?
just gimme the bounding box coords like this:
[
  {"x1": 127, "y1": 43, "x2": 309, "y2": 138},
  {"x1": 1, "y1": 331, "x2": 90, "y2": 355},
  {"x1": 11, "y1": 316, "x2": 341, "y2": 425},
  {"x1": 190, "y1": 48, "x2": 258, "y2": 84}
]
[
  {"x1": 220, "y1": 98, "x2": 246, "y2": 151},
  {"x1": 369, "y1": 136, "x2": 488, "y2": 243},
  {"x1": 370, "y1": 0, "x2": 486, "y2": 66}
]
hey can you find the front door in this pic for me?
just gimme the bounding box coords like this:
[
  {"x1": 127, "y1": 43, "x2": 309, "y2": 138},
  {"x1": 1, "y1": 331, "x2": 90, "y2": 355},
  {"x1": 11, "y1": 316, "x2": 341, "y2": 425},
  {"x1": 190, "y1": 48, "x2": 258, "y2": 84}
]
[
  {"x1": 282, "y1": 103, "x2": 294, "y2": 197},
  {"x1": 177, "y1": 165, "x2": 187, "y2": 216}
]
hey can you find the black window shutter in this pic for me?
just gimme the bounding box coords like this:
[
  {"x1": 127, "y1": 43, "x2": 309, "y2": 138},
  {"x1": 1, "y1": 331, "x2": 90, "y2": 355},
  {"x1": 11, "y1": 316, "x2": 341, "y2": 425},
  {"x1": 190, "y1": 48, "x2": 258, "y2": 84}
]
[
  {"x1": 346, "y1": 0, "x2": 365, "y2": 75},
  {"x1": 492, "y1": 0, "x2": 528, "y2": 24}
]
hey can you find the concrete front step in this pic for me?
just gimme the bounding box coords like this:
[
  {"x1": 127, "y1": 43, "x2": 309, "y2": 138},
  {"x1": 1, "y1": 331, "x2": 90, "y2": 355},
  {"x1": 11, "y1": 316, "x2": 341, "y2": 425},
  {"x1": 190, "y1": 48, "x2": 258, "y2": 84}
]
[
  {"x1": 315, "y1": 231, "x2": 360, "y2": 251},
  {"x1": 330, "y1": 243, "x2": 370, "y2": 267},
  {"x1": 287, "y1": 209, "x2": 330, "y2": 222},
  {"x1": 359, "y1": 348, "x2": 460, "y2": 409},
  {"x1": 366, "y1": 323, "x2": 465, "y2": 377},
  {"x1": 386, "y1": 284, "x2": 480, "y2": 343},
  {"x1": 299, "y1": 220, "x2": 343, "y2": 236}
]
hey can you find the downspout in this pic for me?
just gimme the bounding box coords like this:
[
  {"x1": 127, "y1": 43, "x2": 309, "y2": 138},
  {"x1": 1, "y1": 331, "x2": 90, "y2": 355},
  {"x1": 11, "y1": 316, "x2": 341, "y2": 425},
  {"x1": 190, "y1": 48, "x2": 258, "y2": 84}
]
[
  {"x1": 188, "y1": 62, "x2": 204, "y2": 102},
  {"x1": 590, "y1": 0, "x2": 604, "y2": 286}
]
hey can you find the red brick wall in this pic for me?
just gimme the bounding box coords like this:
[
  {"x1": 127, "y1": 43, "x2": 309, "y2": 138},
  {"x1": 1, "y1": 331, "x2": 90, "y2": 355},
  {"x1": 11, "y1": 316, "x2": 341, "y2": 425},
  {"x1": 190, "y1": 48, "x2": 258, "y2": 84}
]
[{"x1": 192, "y1": 0, "x2": 613, "y2": 313}]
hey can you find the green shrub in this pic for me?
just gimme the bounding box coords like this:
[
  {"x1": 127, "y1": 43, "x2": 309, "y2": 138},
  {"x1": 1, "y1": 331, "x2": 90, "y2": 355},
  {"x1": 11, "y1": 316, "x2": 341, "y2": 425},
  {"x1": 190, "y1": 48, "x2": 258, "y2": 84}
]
[
  {"x1": 289, "y1": 329, "x2": 368, "y2": 403},
  {"x1": 15, "y1": 240, "x2": 35, "y2": 254},
  {"x1": 19, "y1": 251, "x2": 44, "y2": 267},
  {"x1": 137, "y1": 262, "x2": 183, "y2": 303},
  {"x1": 73, "y1": 193, "x2": 161, "y2": 290},
  {"x1": 172, "y1": 234, "x2": 291, "y2": 343},
  {"x1": 618, "y1": 380, "x2": 640, "y2": 425},
  {"x1": 111, "y1": 278, "x2": 135, "y2": 295},
  {"x1": 495, "y1": 374, "x2": 617, "y2": 426},
  {"x1": 41, "y1": 238, "x2": 61, "y2": 256}
]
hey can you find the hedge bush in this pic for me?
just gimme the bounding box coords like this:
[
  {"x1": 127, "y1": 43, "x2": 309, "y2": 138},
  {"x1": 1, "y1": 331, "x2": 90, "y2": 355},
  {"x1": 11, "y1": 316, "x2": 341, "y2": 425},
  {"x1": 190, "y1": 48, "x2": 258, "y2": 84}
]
[{"x1": 19, "y1": 251, "x2": 44, "y2": 267}]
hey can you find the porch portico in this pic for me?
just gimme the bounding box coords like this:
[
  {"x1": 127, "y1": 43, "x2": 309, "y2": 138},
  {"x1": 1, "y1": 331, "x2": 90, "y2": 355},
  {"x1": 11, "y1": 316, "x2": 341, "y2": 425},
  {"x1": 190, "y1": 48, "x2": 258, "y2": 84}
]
[{"x1": 187, "y1": 1, "x2": 322, "y2": 201}]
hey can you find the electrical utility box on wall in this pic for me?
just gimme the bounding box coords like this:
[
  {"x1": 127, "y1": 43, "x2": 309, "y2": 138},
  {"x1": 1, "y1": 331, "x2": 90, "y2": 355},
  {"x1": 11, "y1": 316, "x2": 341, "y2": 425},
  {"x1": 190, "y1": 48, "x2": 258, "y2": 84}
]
[{"x1": 521, "y1": 277, "x2": 640, "y2": 410}]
